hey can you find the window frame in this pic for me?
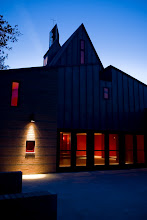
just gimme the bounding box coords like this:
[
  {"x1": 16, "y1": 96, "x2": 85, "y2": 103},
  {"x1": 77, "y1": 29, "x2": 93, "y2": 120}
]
[
  {"x1": 136, "y1": 135, "x2": 145, "y2": 164},
  {"x1": 103, "y1": 87, "x2": 109, "y2": 100},
  {"x1": 26, "y1": 140, "x2": 35, "y2": 153},
  {"x1": 59, "y1": 132, "x2": 71, "y2": 167}
]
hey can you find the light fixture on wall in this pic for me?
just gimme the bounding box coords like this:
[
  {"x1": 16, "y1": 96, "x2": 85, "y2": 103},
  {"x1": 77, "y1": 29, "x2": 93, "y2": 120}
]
[{"x1": 30, "y1": 113, "x2": 35, "y2": 123}]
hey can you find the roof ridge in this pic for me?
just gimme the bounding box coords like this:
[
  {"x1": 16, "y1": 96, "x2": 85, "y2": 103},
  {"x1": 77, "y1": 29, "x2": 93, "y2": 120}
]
[
  {"x1": 106, "y1": 65, "x2": 147, "y2": 86},
  {"x1": 49, "y1": 24, "x2": 83, "y2": 66}
]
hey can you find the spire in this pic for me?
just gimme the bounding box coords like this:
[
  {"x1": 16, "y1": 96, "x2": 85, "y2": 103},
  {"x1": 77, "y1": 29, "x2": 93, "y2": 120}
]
[{"x1": 49, "y1": 24, "x2": 59, "y2": 48}]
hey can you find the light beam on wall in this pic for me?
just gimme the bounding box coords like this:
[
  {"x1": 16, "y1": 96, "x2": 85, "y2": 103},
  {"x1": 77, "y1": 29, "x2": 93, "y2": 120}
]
[{"x1": 27, "y1": 124, "x2": 35, "y2": 141}]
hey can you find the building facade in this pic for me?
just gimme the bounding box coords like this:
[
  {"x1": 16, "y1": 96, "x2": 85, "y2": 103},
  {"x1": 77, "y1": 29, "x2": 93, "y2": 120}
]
[{"x1": 0, "y1": 24, "x2": 147, "y2": 174}]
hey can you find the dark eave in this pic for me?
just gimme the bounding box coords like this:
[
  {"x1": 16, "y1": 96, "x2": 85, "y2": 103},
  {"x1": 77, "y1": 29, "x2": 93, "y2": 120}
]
[{"x1": 106, "y1": 65, "x2": 147, "y2": 87}]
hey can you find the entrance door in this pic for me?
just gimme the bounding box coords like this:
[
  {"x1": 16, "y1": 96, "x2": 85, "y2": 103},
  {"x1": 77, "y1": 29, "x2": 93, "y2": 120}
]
[
  {"x1": 76, "y1": 133, "x2": 87, "y2": 166},
  {"x1": 59, "y1": 132, "x2": 71, "y2": 167},
  {"x1": 94, "y1": 133, "x2": 105, "y2": 165}
]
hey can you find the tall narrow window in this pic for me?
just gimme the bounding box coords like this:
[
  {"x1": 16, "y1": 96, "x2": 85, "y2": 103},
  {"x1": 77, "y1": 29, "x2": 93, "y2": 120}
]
[
  {"x1": 104, "y1": 87, "x2": 109, "y2": 99},
  {"x1": 109, "y1": 134, "x2": 119, "y2": 165},
  {"x1": 94, "y1": 133, "x2": 105, "y2": 165},
  {"x1": 125, "y1": 135, "x2": 133, "y2": 164},
  {"x1": 11, "y1": 82, "x2": 19, "y2": 106},
  {"x1": 76, "y1": 133, "x2": 87, "y2": 166},
  {"x1": 80, "y1": 40, "x2": 85, "y2": 64},
  {"x1": 59, "y1": 132, "x2": 71, "y2": 167},
  {"x1": 137, "y1": 135, "x2": 145, "y2": 163}
]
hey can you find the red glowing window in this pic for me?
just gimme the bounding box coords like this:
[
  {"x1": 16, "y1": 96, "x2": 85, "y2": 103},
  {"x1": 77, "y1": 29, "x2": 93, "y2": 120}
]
[
  {"x1": 80, "y1": 40, "x2": 85, "y2": 64},
  {"x1": 26, "y1": 141, "x2": 35, "y2": 153},
  {"x1": 59, "y1": 132, "x2": 71, "y2": 167},
  {"x1": 137, "y1": 135, "x2": 144, "y2": 163},
  {"x1": 76, "y1": 133, "x2": 87, "y2": 166},
  {"x1": 11, "y1": 82, "x2": 19, "y2": 106},
  {"x1": 104, "y1": 87, "x2": 109, "y2": 99}
]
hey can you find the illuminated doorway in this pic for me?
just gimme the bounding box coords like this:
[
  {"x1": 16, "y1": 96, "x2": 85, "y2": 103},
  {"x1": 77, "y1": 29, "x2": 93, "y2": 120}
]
[
  {"x1": 59, "y1": 132, "x2": 71, "y2": 167},
  {"x1": 109, "y1": 134, "x2": 119, "y2": 165},
  {"x1": 137, "y1": 135, "x2": 145, "y2": 163},
  {"x1": 76, "y1": 133, "x2": 87, "y2": 166},
  {"x1": 94, "y1": 133, "x2": 105, "y2": 165},
  {"x1": 125, "y1": 135, "x2": 133, "y2": 164}
]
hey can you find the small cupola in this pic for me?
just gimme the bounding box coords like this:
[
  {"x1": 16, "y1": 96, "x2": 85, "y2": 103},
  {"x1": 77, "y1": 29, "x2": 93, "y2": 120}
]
[{"x1": 49, "y1": 24, "x2": 59, "y2": 48}]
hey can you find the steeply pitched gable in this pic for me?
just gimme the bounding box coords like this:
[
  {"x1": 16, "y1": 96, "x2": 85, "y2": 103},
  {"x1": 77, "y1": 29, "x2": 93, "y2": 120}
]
[{"x1": 48, "y1": 24, "x2": 103, "y2": 68}]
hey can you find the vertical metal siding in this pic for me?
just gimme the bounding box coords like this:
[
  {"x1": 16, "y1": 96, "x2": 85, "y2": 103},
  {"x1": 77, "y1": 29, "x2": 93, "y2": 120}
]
[
  {"x1": 105, "y1": 81, "x2": 112, "y2": 130},
  {"x1": 117, "y1": 71, "x2": 124, "y2": 130},
  {"x1": 57, "y1": 68, "x2": 65, "y2": 128},
  {"x1": 134, "y1": 80, "x2": 140, "y2": 129},
  {"x1": 64, "y1": 67, "x2": 72, "y2": 128},
  {"x1": 123, "y1": 74, "x2": 129, "y2": 131},
  {"x1": 100, "y1": 80, "x2": 106, "y2": 130},
  {"x1": 79, "y1": 66, "x2": 87, "y2": 129},
  {"x1": 87, "y1": 65, "x2": 93, "y2": 129},
  {"x1": 112, "y1": 69, "x2": 118, "y2": 130},
  {"x1": 144, "y1": 86, "x2": 147, "y2": 108},
  {"x1": 93, "y1": 65, "x2": 100, "y2": 129},
  {"x1": 128, "y1": 78, "x2": 135, "y2": 131},
  {"x1": 73, "y1": 36, "x2": 78, "y2": 65},
  {"x1": 72, "y1": 66, "x2": 80, "y2": 129},
  {"x1": 138, "y1": 83, "x2": 144, "y2": 131}
]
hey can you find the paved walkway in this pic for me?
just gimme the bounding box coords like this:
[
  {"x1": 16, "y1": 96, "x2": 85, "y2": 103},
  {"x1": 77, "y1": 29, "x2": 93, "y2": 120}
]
[{"x1": 23, "y1": 169, "x2": 147, "y2": 220}]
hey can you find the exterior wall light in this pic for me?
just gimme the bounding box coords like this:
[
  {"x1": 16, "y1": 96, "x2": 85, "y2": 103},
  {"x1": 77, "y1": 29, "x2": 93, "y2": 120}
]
[{"x1": 30, "y1": 113, "x2": 35, "y2": 123}]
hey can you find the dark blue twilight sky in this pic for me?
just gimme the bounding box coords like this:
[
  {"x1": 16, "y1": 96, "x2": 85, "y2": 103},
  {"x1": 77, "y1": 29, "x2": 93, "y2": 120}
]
[{"x1": 1, "y1": 0, "x2": 147, "y2": 84}]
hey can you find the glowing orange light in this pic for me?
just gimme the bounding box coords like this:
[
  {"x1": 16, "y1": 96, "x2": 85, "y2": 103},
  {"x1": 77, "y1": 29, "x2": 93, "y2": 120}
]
[
  {"x1": 23, "y1": 174, "x2": 47, "y2": 180},
  {"x1": 27, "y1": 124, "x2": 35, "y2": 141},
  {"x1": 11, "y1": 82, "x2": 19, "y2": 106}
]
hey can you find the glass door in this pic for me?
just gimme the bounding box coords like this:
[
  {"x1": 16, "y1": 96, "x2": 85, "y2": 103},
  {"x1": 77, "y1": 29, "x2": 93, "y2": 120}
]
[
  {"x1": 59, "y1": 132, "x2": 71, "y2": 167},
  {"x1": 76, "y1": 133, "x2": 87, "y2": 166},
  {"x1": 94, "y1": 133, "x2": 105, "y2": 165}
]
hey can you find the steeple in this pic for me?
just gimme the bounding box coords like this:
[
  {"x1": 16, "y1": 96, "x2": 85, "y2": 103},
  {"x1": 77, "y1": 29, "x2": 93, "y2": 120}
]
[
  {"x1": 49, "y1": 24, "x2": 59, "y2": 48},
  {"x1": 43, "y1": 24, "x2": 60, "y2": 66}
]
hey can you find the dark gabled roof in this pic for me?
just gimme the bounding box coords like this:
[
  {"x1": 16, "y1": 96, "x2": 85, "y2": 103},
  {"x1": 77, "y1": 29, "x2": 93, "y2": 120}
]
[
  {"x1": 81, "y1": 24, "x2": 104, "y2": 69},
  {"x1": 49, "y1": 23, "x2": 104, "y2": 68},
  {"x1": 106, "y1": 65, "x2": 147, "y2": 86},
  {"x1": 48, "y1": 24, "x2": 81, "y2": 66}
]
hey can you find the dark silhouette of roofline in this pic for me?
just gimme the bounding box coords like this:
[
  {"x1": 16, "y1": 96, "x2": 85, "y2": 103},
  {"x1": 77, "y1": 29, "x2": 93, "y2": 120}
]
[
  {"x1": 48, "y1": 23, "x2": 104, "y2": 68},
  {"x1": 0, "y1": 64, "x2": 146, "y2": 87},
  {"x1": 106, "y1": 65, "x2": 147, "y2": 86}
]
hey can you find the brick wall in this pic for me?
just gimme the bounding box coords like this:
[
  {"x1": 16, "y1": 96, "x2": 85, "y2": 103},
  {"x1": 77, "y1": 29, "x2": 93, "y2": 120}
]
[{"x1": 0, "y1": 67, "x2": 57, "y2": 174}]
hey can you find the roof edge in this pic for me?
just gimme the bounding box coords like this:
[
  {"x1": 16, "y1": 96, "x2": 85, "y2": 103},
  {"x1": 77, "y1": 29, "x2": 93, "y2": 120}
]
[{"x1": 106, "y1": 65, "x2": 147, "y2": 86}]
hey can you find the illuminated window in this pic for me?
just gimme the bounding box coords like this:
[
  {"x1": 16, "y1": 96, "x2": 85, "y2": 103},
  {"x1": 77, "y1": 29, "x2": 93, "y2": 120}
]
[
  {"x1": 26, "y1": 141, "x2": 35, "y2": 153},
  {"x1": 137, "y1": 135, "x2": 145, "y2": 163},
  {"x1": 59, "y1": 132, "x2": 71, "y2": 167},
  {"x1": 104, "y1": 87, "x2": 109, "y2": 99},
  {"x1": 80, "y1": 40, "x2": 85, "y2": 64},
  {"x1": 76, "y1": 133, "x2": 87, "y2": 166},
  {"x1": 94, "y1": 133, "x2": 105, "y2": 165},
  {"x1": 109, "y1": 134, "x2": 119, "y2": 165},
  {"x1": 125, "y1": 135, "x2": 133, "y2": 164},
  {"x1": 11, "y1": 82, "x2": 19, "y2": 106}
]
